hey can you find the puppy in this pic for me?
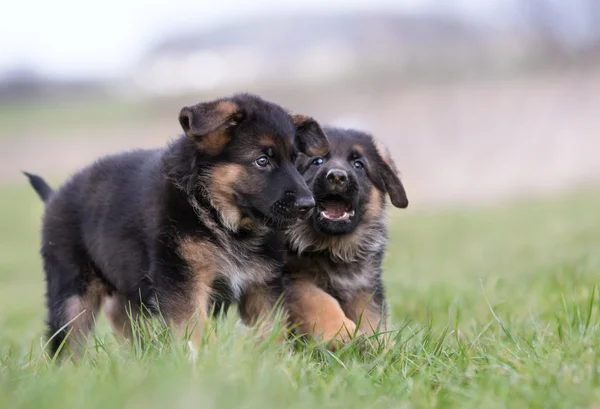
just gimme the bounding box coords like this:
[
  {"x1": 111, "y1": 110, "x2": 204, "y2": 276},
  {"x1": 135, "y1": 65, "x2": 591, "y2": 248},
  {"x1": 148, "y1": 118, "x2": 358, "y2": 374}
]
[
  {"x1": 283, "y1": 127, "x2": 408, "y2": 350},
  {"x1": 24, "y1": 93, "x2": 329, "y2": 359}
]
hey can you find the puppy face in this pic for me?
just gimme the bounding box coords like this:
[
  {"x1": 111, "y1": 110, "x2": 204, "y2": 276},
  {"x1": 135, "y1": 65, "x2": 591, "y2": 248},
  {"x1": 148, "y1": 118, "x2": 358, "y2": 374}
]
[
  {"x1": 178, "y1": 93, "x2": 329, "y2": 230},
  {"x1": 296, "y1": 128, "x2": 408, "y2": 235}
]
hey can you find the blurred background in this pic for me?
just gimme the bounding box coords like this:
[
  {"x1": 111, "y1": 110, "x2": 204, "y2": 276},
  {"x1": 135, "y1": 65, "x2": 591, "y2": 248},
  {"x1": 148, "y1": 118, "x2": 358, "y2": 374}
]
[{"x1": 1, "y1": 0, "x2": 599, "y2": 206}]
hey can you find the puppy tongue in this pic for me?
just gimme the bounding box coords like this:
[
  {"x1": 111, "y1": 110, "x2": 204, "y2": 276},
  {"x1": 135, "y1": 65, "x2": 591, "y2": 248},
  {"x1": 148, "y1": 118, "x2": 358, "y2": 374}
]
[{"x1": 323, "y1": 201, "x2": 347, "y2": 218}]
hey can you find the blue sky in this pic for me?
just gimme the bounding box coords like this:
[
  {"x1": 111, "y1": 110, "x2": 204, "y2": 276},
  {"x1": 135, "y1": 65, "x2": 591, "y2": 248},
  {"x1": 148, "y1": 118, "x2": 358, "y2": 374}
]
[{"x1": 1, "y1": 0, "x2": 510, "y2": 80}]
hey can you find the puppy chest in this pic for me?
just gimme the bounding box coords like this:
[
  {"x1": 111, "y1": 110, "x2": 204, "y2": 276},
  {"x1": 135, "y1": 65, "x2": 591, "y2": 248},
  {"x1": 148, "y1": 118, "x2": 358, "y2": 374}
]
[
  {"x1": 288, "y1": 255, "x2": 374, "y2": 295},
  {"x1": 215, "y1": 253, "x2": 277, "y2": 299},
  {"x1": 178, "y1": 238, "x2": 278, "y2": 301},
  {"x1": 328, "y1": 269, "x2": 374, "y2": 295},
  {"x1": 320, "y1": 260, "x2": 376, "y2": 296}
]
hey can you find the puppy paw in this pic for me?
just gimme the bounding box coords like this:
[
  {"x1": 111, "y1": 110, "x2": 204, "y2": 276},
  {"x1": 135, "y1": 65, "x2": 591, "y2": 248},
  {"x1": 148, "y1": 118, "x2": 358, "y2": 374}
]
[{"x1": 322, "y1": 319, "x2": 366, "y2": 351}]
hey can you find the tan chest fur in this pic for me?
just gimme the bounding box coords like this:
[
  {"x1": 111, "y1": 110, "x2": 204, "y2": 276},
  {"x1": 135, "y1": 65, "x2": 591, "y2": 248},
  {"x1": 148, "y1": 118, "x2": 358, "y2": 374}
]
[{"x1": 178, "y1": 237, "x2": 277, "y2": 300}]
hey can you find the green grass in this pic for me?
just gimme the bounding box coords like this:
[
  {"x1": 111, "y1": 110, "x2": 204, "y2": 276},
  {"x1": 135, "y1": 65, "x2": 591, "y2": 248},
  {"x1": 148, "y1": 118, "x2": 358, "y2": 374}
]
[
  {"x1": 0, "y1": 97, "x2": 150, "y2": 137},
  {"x1": 1, "y1": 183, "x2": 600, "y2": 409}
]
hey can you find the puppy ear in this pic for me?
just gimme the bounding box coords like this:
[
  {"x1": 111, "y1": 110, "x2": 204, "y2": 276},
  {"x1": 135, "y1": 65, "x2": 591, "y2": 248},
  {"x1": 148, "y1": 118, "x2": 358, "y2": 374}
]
[
  {"x1": 372, "y1": 139, "x2": 408, "y2": 209},
  {"x1": 294, "y1": 152, "x2": 311, "y2": 173},
  {"x1": 179, "y1": 100, "x2": 242, "y2": 155},
  {"x1": 291, "y1": 115, "x2": 329, "y2": 157}
]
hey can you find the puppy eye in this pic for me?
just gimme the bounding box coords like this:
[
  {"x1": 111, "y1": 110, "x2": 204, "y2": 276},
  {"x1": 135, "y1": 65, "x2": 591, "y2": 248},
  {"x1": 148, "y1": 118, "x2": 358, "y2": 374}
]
[
  {"x1": 312, "y1": 157, "x2": 324, "y2": 166},
  {"x1": 353, "y1": 160, "x2": 364, "y2": 170},
  {"x1": 255, "y1": 156, "x2": 270, "y2": 168}
]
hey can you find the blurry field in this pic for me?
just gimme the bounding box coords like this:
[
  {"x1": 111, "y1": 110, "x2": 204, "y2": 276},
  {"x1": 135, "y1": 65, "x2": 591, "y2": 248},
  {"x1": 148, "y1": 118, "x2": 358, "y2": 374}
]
[
  {"x1": 3, "y1": 70, "x2": 600, "y2": 208},
  {"x1": 1, "y1": 182, "x2": 599, "y2": 409}
]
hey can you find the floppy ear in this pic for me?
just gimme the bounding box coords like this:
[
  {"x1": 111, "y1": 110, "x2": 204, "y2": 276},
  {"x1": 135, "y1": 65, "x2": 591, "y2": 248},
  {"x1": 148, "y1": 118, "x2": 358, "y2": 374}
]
[
  {"x1": 372, "y1": 140, "x2": 408, "y2": 209},
  {"x1": 179, "y1": 99, "x2": 242, "y2": 155},
  {"x1": 293, "y1": 152, "x2": 311, "y2": 173},
  {"x1": 291, "y1": 115, "x2": 329, "y2": 157}
]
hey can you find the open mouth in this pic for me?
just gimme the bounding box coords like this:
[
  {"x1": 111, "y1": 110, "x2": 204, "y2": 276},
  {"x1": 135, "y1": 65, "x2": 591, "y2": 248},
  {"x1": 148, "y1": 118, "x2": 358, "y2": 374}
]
[{"x1": 318, "y1": 196, "x2": 355, "y2": 222}]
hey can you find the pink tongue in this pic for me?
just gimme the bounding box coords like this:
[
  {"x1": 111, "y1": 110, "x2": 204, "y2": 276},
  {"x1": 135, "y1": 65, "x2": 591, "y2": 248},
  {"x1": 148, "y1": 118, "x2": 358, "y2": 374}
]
[{"x1": 323, "y1": 202, "x2": 347, "y2": 218}]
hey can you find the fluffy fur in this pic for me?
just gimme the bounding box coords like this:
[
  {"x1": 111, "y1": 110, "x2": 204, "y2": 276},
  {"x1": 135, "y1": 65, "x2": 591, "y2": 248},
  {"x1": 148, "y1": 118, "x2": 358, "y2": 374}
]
[
  {"x1": 25, "y1": 93, "x2": 329, "y2": 359},
  {"x1": 282, "y1": 127, "x2": 408, "y2": 350}
]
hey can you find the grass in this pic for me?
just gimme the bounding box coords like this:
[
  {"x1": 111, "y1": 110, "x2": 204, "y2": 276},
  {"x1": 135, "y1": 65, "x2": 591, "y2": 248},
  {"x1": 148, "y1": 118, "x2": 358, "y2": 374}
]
[
  {"x1": 1, "y1": 183, "x2": 599, "y2": 409},
  {"x1": 0, "y1": 97, "x2": 149, "y2": 137}
]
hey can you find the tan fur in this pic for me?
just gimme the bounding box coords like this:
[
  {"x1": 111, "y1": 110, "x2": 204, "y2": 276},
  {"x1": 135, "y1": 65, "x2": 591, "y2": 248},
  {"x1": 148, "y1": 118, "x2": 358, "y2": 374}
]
[
  {"x1": 214, "y1": 100, "x2": 238, "y2": 117},
  {"x1": 103, "y1": 295, "x2": 158, "y2": 348},
  {"x1": 364, "y1": 185, "x2": 384, "y2": 221},
  {"x1": 259, "y1": 135, "x2": 276, "y2": 148},
  {"x1": 210, "y1": 164, "x2": 244, "y2": 231},
  {"x1": 168, "y1": 233, "x2": 280, "y2": 350},
  {"x1": 372, "y1": 138, "x2": 395, "y2": 172},
  {"x1": 342, "y1": 291, "x2": 386, "y2": 336},
  {"x1": 291, "y1": 114, "x2": 309, "y2": 126},
  {"x1": 343, "y1": 291, "x2": 394, "y2": 350},
  {"x1": 103, "y1": 294, "x2": 135, "y2": 341},
  {"x1": 183, "y1": 100, "x2": 239, "y2": 155},
  {"x1": 286, "y1": 180, "x2": 386, "y2": 264},
  {"x1": 287, "y1": 278, "x2": 364, "y2": 351},
  {"x1": 291, "y1": 114, "x2": 329, "y2": 157},
  {"x1": 239, "y1": 284, "x2": 286, "y2": 342},
  {"x1": 204, "y1": 101, "x2": 239, "y2": 154},
  {"x1": 175, "y1": 238, "x2": 218, "y2": 347},
  {"x1": 284, "y1": 130, "x2": 401, "y2": 353},
  {"x1": 61, "y1": 280, "x2": 105, "y2": 358},
  {"x1": 352, "y1": 144, "x2": 365, "y2": 155},
  {"x1": 287, "y1": 197, "x2": 387, "y2": 264},
  {"x1": 198, "y1": 130, "x2": 231, "y2": 156}
]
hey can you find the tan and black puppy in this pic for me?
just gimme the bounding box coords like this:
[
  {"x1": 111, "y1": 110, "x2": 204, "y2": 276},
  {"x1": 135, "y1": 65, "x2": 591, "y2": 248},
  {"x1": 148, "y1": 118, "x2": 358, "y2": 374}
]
[
  {"x1": 283, "y1": 127, "x2": 408, "y2": 350},
  {"x1": 24, "y1": 93, "x2": 329, "y2": 359}
]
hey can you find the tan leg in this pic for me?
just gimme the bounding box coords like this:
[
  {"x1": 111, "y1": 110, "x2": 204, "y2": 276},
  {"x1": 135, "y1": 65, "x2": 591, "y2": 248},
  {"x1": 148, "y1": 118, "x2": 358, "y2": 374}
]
[
  {"x1": 174, "y1": 238, "x2": 219, "y2": 352},
  {"x1": 103, "y1": 294, "x2": 137, "y2": 342},
  {"x1": 60, "y1": 281, "x2": 104, "y2": 359},
  {"x1": 239, "y1": 284, "x2": 287, "y2": 342},
  {"x1": 343, "y1": 291, "x2": 392, "y2": 349},
  {"x1": 172, "y1": 280, "x2": 217, "y2": 352},
  {"x1": 287, "y1": 279, "x2": 364, "y2": 351}
]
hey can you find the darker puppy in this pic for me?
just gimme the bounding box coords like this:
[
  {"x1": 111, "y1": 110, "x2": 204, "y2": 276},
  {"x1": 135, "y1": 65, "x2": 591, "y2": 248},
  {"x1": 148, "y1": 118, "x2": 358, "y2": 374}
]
[
  {"x1": 24, "y1": 93, "x2": 329, "y2": 359},
  {"x1": 283, "y1": 127, "x2": 408, "y2": 350}
]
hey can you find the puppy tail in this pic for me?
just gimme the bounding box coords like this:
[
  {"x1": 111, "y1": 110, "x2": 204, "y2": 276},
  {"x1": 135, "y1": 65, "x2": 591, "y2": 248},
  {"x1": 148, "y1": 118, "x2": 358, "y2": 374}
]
[{"x1": 22, "y1": 171, "x2": 54, "y2": 203}]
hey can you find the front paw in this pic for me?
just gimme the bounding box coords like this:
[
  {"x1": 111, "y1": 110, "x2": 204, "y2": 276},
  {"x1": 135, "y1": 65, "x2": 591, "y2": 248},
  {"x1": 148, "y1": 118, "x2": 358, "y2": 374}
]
[{"x1": 322, "y1": 319, "x2": 365, "y2": 351}]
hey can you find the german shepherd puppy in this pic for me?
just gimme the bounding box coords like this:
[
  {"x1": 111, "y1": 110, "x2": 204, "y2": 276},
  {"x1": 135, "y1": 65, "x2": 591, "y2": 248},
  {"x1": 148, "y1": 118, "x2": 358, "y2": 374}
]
[
  {"x1": 283, "y1": 127, "x2": 408, "y2": 350},
  {"x1": 24, "y1": 93, "x2": 329, "y2": 359}
]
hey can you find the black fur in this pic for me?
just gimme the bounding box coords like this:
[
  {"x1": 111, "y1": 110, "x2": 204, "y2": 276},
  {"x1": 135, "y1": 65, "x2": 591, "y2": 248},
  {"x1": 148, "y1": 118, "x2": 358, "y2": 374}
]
[
  {"x1": 23, "y1": 171, "x2": 53, "y2": 202},
  {"x1": 25, "y1": 93, "x2": 329, "y2": 358},
  {"x1": 283, "y1": 127, "x2": 408, "y2": 344}
]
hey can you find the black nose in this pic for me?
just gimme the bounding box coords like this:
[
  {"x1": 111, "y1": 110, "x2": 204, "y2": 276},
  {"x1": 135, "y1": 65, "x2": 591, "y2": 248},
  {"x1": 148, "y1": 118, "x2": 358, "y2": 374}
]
[
  {"x1": 326, "y1": 169, "x2": 348, "y2": 186},
  {"x1": 295, "y1": 196, "x2": 315, "y2": 216}
]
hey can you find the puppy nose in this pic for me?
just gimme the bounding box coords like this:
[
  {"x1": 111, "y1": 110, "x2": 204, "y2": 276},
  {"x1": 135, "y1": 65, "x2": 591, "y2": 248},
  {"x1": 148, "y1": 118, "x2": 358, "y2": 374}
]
[
  {"x1": 295, "y1": 196, "x2": 315, "y2": 216},
  {"x1": 326, "y1": 169, "x2": 348, "y2": 186}
]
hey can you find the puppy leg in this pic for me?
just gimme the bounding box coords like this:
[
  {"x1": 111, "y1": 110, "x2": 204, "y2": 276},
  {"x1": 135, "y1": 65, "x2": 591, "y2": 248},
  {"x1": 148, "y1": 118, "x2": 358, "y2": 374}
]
[
  {"x1": 103, "y1": 294, "x2": 140, "y2": 343},
  {"x1": 44, "y1": 257, "x2": 104, "y2": 360},
  {"x1": 163, "y1": 277, "x2": 216, "y2": 356},
  {"x1": 343, "y1": 291, "x2": 391, "y2": 349},
  {"x1": 189, "y1": 279, "x2": 217, "y2": 348},
  {"x1": 238, "y1": 282, "x2": 287, "y2": 342},
  {"x1": 286, "y1": 279, "x2": 363, "y2": 351},
  {"x1": 171, "y1": 239, "x2": 218, "y2": 352}
]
